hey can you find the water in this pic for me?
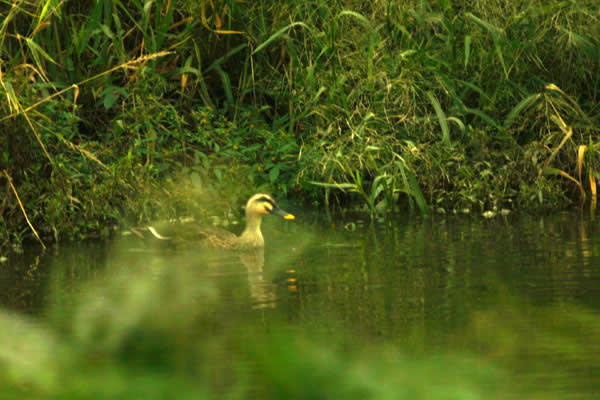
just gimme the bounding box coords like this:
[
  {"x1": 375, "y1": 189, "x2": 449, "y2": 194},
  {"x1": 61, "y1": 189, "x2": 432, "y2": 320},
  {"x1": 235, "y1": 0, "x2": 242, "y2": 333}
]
[{"x1": 2, "y1": 211, "x2": 600, "y2": 398}]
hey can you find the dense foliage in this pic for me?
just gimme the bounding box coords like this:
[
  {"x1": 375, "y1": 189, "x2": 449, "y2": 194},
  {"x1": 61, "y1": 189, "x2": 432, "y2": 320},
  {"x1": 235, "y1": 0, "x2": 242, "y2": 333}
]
[{"x1": 1, "y1": 0, "x2": 599, "y2": 246}]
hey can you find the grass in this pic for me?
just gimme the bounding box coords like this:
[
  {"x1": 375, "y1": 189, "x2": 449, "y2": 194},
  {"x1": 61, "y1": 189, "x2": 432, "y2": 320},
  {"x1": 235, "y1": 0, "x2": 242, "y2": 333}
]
[{"x1": 1, "y1": 0, "x2": 600, "y2": 246}]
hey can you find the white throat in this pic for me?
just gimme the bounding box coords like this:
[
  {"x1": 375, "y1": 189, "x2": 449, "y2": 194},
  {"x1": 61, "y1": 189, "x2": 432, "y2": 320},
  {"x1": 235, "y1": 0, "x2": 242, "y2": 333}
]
[{"x1": 238, "y1": 213, "x2": 265, "y2": 247}]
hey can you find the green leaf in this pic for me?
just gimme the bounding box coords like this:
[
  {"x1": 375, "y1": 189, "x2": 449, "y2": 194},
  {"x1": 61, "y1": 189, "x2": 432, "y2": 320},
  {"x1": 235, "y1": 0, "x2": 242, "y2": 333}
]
[
  {"x1": 253, "y1": 22, "x2": 313, "y2": 54},
  {"x1": 214, "y1": 66, "x2": 233, "y2": 105},
  {"x1": 504, "y1": 93, "x2": 541, "y2": 129},
  {"x1": 464, "y1": 35, "x2": 471, "y2": 68},
  {"x1": 103, "y1": 91, "x2": 118, "y2": 109},
  {"x1": 100, "y1": 24, "x2": 114, "y2": 39},
  {"x1": 22, "y1": 36, "x2": 58, "y2": 65},
  {"x1": 38, "y1": 0, "x2": 53, "y2": 24},
  {"x1": 405, "y1": 168, "x2": 429, "y2": 215},
  {"x1": 466, "y1": 13, "x2": 508, "y2": 78},
  {"x1": 426, "y1": 92, "x2": 451, "y2": 147},
  {"x1": 307, "y1": 181, "x2": 357, "y2": 191},
  {"x1": 269, "y1": 166, "x2": 280, "y2": 183}
]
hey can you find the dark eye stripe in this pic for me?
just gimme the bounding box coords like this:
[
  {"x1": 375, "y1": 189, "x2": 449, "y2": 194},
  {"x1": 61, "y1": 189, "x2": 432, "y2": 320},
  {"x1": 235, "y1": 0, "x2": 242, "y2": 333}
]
[{"x1": 256, "y1": 196, "x2": 276, "y2": 207}]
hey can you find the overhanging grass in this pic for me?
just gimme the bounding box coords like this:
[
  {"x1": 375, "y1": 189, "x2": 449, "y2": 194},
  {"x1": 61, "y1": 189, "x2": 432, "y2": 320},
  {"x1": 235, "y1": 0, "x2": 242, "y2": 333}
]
[{"x1": 1, "y1": 0, "x2": 599, "y2": 245}]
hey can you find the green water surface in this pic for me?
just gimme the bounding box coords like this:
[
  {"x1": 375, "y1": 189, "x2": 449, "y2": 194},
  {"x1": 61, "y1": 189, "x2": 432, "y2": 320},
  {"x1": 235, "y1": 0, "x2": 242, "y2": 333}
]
[{"x1": 2, "y1": 212, "x2": 599, "y2": 399}]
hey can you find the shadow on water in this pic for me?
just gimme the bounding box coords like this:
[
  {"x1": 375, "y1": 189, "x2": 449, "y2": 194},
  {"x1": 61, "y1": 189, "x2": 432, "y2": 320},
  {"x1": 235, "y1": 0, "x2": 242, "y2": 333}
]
[{"x1": 0, "y1": 212, "x2": 599, "y2": 398}]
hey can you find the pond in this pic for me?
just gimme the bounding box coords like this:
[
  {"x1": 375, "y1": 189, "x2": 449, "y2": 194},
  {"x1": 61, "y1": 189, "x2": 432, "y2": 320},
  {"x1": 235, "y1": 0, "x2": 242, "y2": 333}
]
[{"x1": 2, "y1": 211, "x2": 600, "y2": 399}]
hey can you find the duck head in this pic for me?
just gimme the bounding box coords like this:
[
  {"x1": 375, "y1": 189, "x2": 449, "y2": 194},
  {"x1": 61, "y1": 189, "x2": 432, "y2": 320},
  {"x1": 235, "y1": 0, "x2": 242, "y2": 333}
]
[{"x1": 245, "y1": 193, "x2": 295, "y2": 220}]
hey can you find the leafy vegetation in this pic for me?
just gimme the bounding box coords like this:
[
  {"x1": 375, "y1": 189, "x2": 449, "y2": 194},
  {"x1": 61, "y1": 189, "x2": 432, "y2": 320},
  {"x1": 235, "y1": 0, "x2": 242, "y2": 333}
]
[{"x1": 1, "y1": 0, "x2": 600, "y2": 246}]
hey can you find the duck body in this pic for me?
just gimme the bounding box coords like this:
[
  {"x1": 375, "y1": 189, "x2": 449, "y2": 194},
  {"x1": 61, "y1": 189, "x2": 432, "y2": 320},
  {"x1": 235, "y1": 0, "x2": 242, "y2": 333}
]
[{"x1": 144, "y1": 193, "x2": 294, "y2": 250}]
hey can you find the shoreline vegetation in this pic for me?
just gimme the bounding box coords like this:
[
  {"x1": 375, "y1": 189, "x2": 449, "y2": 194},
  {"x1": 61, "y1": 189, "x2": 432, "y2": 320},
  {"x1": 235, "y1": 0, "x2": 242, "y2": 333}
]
[{"x1": 2, "y1": 1, "x2": 599, "y2": 247}]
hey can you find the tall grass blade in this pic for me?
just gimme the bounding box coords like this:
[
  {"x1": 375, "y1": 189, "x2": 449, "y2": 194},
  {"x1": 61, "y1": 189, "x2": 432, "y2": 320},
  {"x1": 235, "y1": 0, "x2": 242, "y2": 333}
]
[
  {"x1": 370, "y1": 174, "x2": 388, "y2": 208},
  {"x1": 457, "y1": 80, "x2": 493, "y2": 103},
  {"x1": 466, "y1": 13, "x2": 508, "y2": 78},
  {"x1": 204, "y1": 43, "x2": 247, "y2": 74},
  {"x1": 337, "y1": 10, "x2": 372, "y2": 27},
  {"x1": 589, "y1": 173, "x2": 597, "y2": 207},
  {"x1": 252, "y1": 22, "x2": 313, "y2": 54},
  {"x1": 543, "y1": 167, "x2": 585, "y2": 201},
  {"x1": 307, "y1": 181, "x2": 357, "y2": 191},
  {"x1": 465, "y1": 12, "x2": 502, "y2": 39},
  {"x1": 199, "y1": 0, "x2": 243, "y2": 34},
  {"x1": 504, "y1": 93, "x2": 541, "y2": 129},
  {"x1": 577, "y1": 145, "x2": 587, "y2": 182},
  {"x1": 0, "y1": 79, "x2": 19, "y2": 113},
  {"x1": 464, "y1": 35, "x2": 471, "y2": 68},
  {"x1": 38, "y1": 0, "x2": 55, "y2": 24},
  {"x1": 214, "y1": 67, "x2": 233, "y2": 105},
  {"x1": 406, "y1": 168, "x2": 429, "y2": 215},
  {"x1": 22, "y1": 35, "x2": 58, "y2": 66},
  {"x1": 426, "y1": 92, "x2": 450, "y2": 146},
  {"x1": 394, "y1": 157, "x2": 429, "y2": 215},
  {"x1": 447, "y1": 117, "x2": 465, "y2": 134},
  {"x1": 541, "y1": 116, "x2": 573, "y2": 174},
  {"x1": 336, "y1": 10, "x2": 377, "y2": 87},
  {"x1": 494, "y1": 44, "x2": 508, "y2": 79},
  {"x1": 465, "y1": 107, "x2": 502, "y2": 130},
  {"x1": 545, "y1": 83, "x2": 589, "y2": 119},
  {"x1": 557, "y1": 26, "x2": 598, "y2": 59}
]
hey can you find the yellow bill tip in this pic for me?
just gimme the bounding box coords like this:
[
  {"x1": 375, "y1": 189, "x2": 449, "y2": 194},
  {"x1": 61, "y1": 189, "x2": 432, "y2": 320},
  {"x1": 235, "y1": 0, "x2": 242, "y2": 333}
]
[{"x1": 284, "y1": 214, "x2": 295, "y2": 220}]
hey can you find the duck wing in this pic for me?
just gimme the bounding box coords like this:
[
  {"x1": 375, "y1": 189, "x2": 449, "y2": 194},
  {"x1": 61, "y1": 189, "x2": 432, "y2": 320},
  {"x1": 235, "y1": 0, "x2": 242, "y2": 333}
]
[
  {"x1": 191, "y1": 225, "x2": 240, "y2": 248},
  {"x1": 130, "y1": 219, "x2": 239, "y2": 248}
]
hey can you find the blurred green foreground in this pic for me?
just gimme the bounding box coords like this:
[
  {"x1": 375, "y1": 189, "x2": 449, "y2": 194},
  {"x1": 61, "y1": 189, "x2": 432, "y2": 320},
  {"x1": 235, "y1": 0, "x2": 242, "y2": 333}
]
[
  {"x1": 0, "y1": 244, "x2": 502, "y2": 400},
  {"x1": 2, "y1": 217, "x2": 600, "y2": 400}
]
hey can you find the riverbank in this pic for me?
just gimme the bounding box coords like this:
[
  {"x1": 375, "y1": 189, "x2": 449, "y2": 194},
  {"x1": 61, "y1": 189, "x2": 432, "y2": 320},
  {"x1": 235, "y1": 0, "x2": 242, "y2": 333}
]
[{"x1": 2, "y1": 1, "x2": 598, "y2": 247}]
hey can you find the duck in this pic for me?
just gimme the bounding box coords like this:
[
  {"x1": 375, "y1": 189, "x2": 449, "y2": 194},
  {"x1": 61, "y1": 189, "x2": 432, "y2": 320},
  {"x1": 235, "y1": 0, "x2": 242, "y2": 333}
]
[{"x1": 142, "y1": 193, "x2": 295, "y2": 250}]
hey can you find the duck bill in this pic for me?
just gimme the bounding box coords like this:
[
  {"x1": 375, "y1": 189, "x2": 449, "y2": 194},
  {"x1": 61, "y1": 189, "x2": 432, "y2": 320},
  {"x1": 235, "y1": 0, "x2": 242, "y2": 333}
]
[{"x1": 271, "y1": 205, "x2": 295, "y2": 220}]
